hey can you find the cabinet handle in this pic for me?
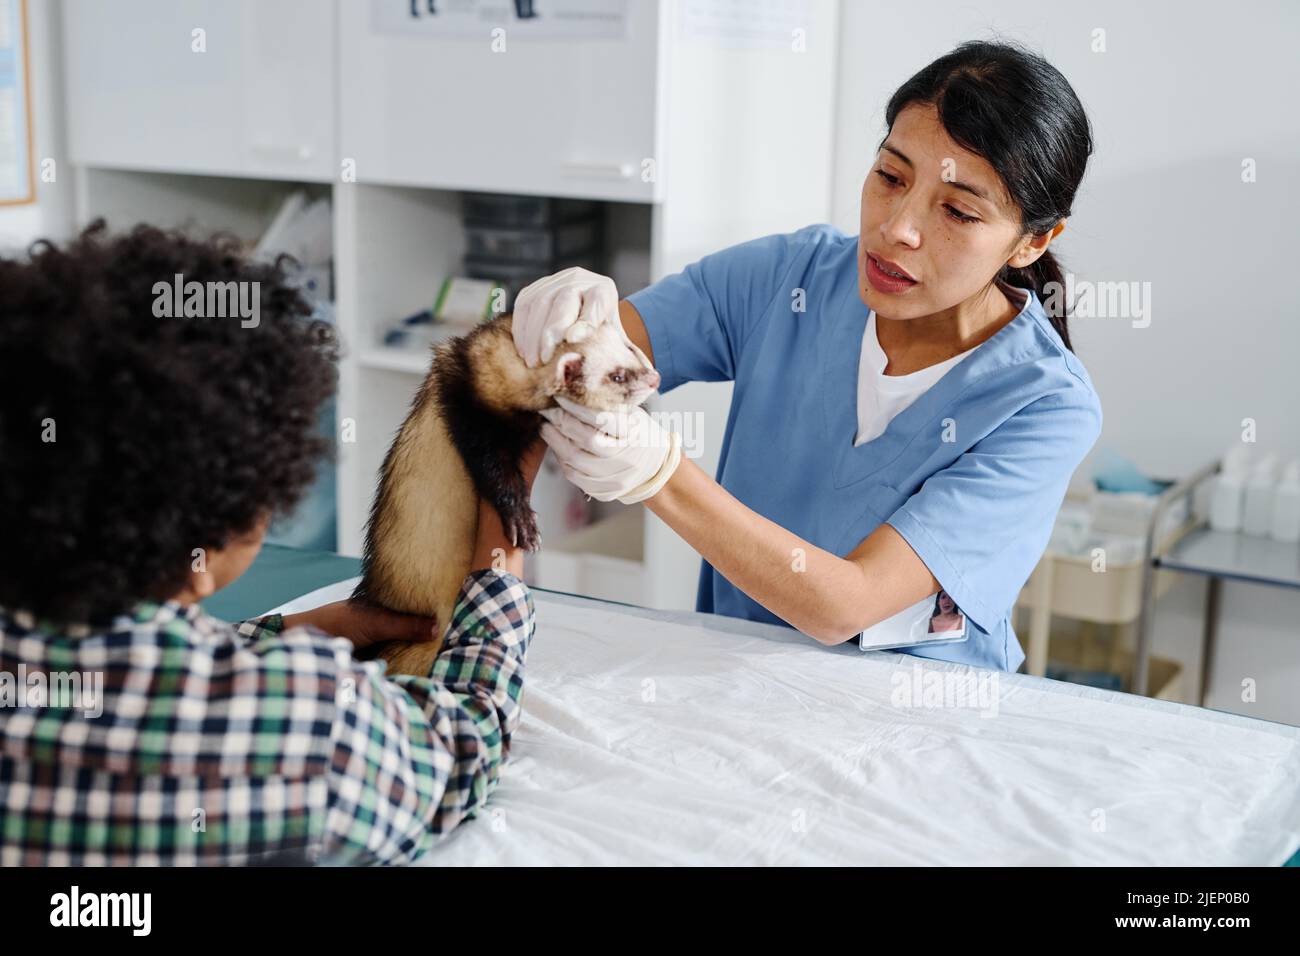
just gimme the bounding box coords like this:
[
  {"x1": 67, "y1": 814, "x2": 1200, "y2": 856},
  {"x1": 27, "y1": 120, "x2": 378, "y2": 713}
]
[
  {"x1": 561, "y1": 161, "x2": 635, "y2": 180},
  {"x1": 250, "y1": 143, "x2": 315, "y2": 162}
]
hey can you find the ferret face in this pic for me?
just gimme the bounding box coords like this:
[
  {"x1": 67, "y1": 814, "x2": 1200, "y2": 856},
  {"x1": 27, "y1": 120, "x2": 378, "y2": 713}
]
[{"x1": 551, "y1": 319, "x2": 661, "y2": 411}]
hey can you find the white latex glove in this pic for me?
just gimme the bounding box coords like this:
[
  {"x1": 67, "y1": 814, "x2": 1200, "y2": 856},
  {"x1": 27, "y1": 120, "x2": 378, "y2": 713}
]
[
  {"x1": 511, "y1": 267, "x2": 620, "y2": 368},
  {"x1": 539, "y1": 396, "x2": 683, "y2": 504}
]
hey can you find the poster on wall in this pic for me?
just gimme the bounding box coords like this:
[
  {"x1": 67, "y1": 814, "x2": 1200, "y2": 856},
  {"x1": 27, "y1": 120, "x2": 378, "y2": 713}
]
[
  {"x1": 371, "y1": 0, "x2": 628, "y2": 40},
  {"x1": 0, "y1": 0, "x2": 33, "y2": 206}
]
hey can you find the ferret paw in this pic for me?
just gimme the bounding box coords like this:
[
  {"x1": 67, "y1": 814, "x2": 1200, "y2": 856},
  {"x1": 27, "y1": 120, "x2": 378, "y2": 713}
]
[{"x1": 504, "y1": 510, "x2": 542, "y2": 552}]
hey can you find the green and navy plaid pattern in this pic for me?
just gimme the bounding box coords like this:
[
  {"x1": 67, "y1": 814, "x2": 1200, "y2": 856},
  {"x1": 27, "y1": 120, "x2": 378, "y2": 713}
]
[{"x1": 0, "y1": 568, "x2": 533, "y2": 866}]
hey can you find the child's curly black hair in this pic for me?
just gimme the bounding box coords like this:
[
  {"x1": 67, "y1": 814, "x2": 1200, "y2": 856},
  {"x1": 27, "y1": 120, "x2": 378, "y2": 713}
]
[{"x1": 0, "y1": 219, "x2": 339, "y2": 624}]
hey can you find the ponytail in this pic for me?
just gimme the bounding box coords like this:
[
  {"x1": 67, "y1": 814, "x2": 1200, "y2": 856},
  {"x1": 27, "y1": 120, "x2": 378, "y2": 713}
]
[{"x1": 1000, "y1": 248, "x2": 1071, "y2": 351}]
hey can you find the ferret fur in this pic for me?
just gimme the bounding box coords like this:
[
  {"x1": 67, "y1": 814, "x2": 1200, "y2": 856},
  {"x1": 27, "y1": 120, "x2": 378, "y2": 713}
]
[{"x1": 352, "y1": 313, "x2": 657, "y2": 676}]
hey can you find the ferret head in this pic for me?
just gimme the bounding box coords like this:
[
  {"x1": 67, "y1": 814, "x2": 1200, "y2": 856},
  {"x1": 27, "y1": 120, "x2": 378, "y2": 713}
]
[{"x1": 547, "y1": 319, "x2": 661, "y2": 411}]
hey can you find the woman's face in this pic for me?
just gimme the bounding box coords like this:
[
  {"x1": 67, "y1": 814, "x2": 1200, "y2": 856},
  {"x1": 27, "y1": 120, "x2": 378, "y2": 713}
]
[
  {"x1": 937, "y1": 591, "x2": 956, "y2": 615},
  {"x1": 858, "y1": 102, "x2": 1039, "y2": 320}
]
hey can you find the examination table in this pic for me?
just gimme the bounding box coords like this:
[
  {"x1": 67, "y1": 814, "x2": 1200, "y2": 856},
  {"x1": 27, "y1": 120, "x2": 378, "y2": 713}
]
[{"x1": 209, "y1": 545, "x2": 1300, "y2": 867}]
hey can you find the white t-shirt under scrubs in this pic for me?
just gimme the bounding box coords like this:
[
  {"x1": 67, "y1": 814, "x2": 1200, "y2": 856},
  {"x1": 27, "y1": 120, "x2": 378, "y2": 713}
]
[{"x1": 855, "y1": 310, "x2": 981, "y2": 446}]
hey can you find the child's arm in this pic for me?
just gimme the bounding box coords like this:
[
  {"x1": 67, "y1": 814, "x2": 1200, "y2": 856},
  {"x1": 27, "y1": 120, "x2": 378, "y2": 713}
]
[
  {"x1": 317, "y1": 438, "x2": 545, "y2": 864},
  {"x1": 469, "y1": 493, "x2": 526, "y2": 577},
  {"x1": 320, "y1": 567, "x2": 533, "y2": 865},
  {"x1": 232, "y1": 604, "x2": 437, "y2": 652},
  {"x1": 233, "y1": 615, "x2": 286, "y2": 643}
]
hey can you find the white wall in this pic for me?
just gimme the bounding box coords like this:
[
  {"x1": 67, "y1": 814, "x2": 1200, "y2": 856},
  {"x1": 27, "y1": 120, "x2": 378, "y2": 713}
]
[
  {"x1": 0, "y1": 0, "x2": 72, "y2": 251},
  {"x1": 830, "y1": 0, "x2": 1300, "y2": 723}
]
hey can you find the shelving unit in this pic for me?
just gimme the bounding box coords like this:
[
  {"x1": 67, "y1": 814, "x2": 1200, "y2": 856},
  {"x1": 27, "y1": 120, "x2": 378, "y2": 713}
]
[
  {"x1": 61, "y1": 0, "x2": 841, "y2": 612},
  {"x1": 1149, "y1": 464, "x2": 1300, "y2": 705}
]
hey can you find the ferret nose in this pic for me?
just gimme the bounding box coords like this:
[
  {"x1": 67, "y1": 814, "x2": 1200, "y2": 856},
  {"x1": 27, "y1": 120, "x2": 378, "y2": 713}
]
[{"x1": 645, "y1": 369, "x2": 661, "y2": 390}]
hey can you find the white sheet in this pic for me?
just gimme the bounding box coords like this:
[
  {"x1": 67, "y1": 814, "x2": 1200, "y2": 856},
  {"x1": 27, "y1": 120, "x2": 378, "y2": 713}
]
[{"x1": 271, "y1": 580, "x2": 1300, "y2": 866}]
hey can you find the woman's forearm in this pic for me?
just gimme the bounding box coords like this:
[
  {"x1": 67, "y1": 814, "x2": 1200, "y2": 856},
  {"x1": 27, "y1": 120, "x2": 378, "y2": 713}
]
[
  {"x1": 645, "y1": 456, "x2": 871, "y2": 643},
  {"x1": 470, "y1": 498, "x2": 525, "y2": 579}
]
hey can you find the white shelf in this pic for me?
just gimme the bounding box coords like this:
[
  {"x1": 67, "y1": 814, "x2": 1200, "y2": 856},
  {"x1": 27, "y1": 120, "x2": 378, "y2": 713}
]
[{"x1": 354, "y1": 316, "x2": 488, "y2": 375}]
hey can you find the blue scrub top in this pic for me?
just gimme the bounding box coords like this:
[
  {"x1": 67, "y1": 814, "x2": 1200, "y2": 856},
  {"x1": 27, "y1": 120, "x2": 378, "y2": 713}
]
[{"x1": 626, "y1": 223, "x2": 1103, "y2": 672}]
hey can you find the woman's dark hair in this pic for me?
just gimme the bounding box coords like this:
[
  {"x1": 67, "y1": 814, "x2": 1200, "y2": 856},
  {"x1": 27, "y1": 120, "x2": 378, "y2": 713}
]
[
  {"x1": 0, "y1": 220, "x2": 339, "y2": 624},
  {"x1": 883, "y1": 39, "x2": 1093, "y2": 350}
]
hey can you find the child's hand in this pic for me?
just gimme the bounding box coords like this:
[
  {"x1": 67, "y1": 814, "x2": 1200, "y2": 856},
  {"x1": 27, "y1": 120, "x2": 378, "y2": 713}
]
[{"x1": 282, "y1": 601, "x2": 438, "y2": 651}]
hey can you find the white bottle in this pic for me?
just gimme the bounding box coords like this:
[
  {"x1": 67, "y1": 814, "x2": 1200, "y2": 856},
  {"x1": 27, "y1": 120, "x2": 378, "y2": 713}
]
[
  {"x1": 1210, "y1": 446, "x2": 1250, "y2": 533},
  {"x1": 1241, "y1": 456, "x2": 1277, "y2": 537},
  {"x1": 1223, "y1": 444, "x2": 1252, "y2": 477},
  {"x1": 1271, "y1": 461, "x2": 1300, "y2": 543}
]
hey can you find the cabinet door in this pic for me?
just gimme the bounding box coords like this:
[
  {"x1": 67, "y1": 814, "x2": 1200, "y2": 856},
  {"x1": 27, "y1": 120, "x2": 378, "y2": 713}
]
[
  {"x1": 339, "y1": 0, "x2": 660, "y2": 201},
  {"x1": 63, "y1": 0, "x2": 335, "y2": 181}
]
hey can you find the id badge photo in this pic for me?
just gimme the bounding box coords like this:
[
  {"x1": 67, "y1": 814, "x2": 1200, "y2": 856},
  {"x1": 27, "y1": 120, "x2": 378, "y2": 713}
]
[{"x1": 858, "y1": 589, "x2": 970, "y2": 653}]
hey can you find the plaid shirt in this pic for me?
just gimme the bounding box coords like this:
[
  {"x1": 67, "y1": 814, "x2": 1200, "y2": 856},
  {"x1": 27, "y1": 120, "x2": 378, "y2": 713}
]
[{"x1": 0, "y1": 568, "x2": 533, "y2": 866}]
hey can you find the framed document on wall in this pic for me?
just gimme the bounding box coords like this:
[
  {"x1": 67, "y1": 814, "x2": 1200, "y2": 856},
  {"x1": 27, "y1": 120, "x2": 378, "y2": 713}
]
[{"x1": 0, "y1": 0, "x2": 34, "y2": 207}]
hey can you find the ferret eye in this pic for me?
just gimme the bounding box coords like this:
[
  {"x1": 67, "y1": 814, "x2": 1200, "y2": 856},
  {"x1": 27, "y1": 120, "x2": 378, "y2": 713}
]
[{"x1": 609, "y1": 371, "x2": 627, "y2": 384}]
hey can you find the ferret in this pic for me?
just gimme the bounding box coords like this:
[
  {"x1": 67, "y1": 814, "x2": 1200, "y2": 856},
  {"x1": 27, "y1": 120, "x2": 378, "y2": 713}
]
[{"x1": 352, "y1": 312, "x2": 659, "y2": 677}]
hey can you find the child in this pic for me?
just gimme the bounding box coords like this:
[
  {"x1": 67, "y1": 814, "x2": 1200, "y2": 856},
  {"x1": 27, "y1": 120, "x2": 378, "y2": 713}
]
[{"x1": 0, "y1": 221, "x2": 542, "y2": 865}]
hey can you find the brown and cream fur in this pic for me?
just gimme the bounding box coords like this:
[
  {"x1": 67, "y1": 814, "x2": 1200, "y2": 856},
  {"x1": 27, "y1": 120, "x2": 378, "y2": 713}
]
[{"x1": 352, "y1": 313, "x2": 658, "y2": 676}]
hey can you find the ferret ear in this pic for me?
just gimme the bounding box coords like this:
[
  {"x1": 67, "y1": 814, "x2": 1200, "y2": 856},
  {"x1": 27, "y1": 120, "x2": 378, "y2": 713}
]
[
  {"x1": 613, "y1": 320, "x2": 652, "y2": 369},
  {"x1": 554, "y1": 351, "x2": 584, "y2": 391}
]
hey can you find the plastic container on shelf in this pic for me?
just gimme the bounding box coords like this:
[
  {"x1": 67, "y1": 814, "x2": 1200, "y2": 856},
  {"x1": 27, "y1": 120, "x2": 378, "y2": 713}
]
[
  {"x1": 1210, "y1": 443, "x2": 1251, "y2": 533},
  {"x1": 1272, "y1": 461, "x2": 1300, "y2": 543},
  {"x1": 461, "y1": 192, "x2": 600, "y2": 227},
  {"x1": 1209, "y1": 470, "x2": 1246, "y2": 531},
  {"x1": 1017, "y1": 489, "x2": 1193, "y2": 626},
  {"x1": 464, "y1": 253, "x2": 600, "y2": 310},
  {"x1": 1090, "y1": 490, "x2": 1188, "y2": 540},
  {"x1": 464, "y1": 218, "x2": 601, "y2": 263},
  {"x1": 1017, "y1": 531, "x2": 1173, "y2": 624},
  {"x1": 1241, "y1": 456, "x2": 1278, "y2": 537}
]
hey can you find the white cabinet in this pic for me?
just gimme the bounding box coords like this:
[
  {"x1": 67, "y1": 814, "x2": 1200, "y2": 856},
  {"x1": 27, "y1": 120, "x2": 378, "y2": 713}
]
[
  {"x1": 63, "y1": 0, "x2": 336, "y2": 181},
  {"x1": 338, "y1": 0, "x2": 661, "y2": 201}
]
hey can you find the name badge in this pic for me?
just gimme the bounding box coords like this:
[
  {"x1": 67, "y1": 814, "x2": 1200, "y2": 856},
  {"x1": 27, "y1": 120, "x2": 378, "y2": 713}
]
[{"x1": 859, "y1": 589, "x2": 969, "y2": 652}]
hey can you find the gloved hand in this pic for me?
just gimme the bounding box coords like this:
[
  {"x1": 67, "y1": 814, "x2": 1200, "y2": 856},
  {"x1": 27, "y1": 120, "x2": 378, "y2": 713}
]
[
  {"x1": 511, "y1": 267, "x2": 621, "y2": 368},
  {"x1": 539, "y1": 396, "x2": 683, "y2": 504}
]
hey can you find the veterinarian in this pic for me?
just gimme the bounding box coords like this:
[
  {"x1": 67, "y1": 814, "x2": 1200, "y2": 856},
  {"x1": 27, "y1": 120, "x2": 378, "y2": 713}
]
[{"x1": 519, "y1": 41, "x2": 1102, "y2": 673}]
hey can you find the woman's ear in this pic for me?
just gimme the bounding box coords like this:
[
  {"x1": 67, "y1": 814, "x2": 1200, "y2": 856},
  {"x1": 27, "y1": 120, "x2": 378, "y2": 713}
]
[{"x1": 1007, "y1": 219, "x2": 1066, "y2": 269}]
